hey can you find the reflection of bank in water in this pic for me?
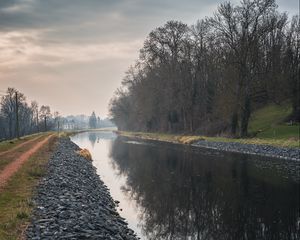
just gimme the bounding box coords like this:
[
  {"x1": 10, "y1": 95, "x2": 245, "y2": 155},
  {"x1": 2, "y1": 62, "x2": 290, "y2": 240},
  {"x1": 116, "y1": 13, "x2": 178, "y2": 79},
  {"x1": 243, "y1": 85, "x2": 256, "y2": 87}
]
[
  {"x1": 110, "y1": 137, "x2": 300, "y2": 240},
  {"x1": 87, "y1": 131, "x2": 116, "y2": 147}
]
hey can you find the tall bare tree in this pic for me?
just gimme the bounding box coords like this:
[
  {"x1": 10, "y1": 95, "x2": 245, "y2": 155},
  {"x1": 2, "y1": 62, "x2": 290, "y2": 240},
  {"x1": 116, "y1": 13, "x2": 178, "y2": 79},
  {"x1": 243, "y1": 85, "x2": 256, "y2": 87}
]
[{"x1": 39, "y1": 105, "x2": 51, "y2": 131}]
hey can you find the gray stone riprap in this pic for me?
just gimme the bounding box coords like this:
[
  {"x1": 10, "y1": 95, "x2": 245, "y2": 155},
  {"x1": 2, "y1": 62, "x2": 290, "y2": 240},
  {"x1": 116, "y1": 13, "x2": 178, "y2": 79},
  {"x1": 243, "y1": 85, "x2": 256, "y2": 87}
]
[
  {"x1": 192, "y1": 140, "x2": 300, "y2": 161},
  {"x1": 26, "y1": 138, "x2": 137, "y2": 240}
]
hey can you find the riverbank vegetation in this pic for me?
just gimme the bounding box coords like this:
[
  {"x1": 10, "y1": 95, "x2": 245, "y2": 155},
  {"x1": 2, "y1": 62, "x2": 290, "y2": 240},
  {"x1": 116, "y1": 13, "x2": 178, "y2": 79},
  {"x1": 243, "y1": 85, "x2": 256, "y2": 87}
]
[
  {"x1": 109, "y1": 0, "x2": 299, "y2": 139},
  {"x1": 117, "y1": 130, "x2": 299, "y2": 148},
  {"x1": 117, "y1": 101, "x2": 299, "y2": 148}
]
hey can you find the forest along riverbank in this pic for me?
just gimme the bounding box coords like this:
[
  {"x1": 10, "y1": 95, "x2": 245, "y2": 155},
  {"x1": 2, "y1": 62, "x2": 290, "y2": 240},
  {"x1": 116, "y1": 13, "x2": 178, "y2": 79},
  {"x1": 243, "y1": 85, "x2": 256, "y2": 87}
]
[
  {"x1": 117, "y1": 132, "x2": 300, "y2": 161},
  {"x1": 26, "y1": 137, "x2": 137, "y2": 240}
]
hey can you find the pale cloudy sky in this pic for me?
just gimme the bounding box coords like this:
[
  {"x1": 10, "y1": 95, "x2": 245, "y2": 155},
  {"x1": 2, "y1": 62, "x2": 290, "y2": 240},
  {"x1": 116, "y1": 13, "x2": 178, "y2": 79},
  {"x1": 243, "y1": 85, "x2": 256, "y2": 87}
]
[{"x1": 0, "y1": 0, "x2": 298, "y2": 117}]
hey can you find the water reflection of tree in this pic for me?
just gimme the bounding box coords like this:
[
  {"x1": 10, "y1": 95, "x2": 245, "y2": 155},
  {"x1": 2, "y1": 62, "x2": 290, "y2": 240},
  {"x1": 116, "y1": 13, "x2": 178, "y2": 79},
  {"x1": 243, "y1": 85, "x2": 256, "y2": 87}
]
[
  {"x1": 88, "y1": 132, "x2": 97, "y2": 147},
  {"x1": 88, "y1": 131, "x2": 116, "y2": 148},
  {"x1": 110, "y1": 137, "x2": 299, "y2": 240}
]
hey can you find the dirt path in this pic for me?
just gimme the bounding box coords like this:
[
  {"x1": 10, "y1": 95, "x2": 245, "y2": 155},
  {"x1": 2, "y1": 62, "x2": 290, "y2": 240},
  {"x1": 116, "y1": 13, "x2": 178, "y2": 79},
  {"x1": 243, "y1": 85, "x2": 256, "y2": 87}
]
[
  {"x1": 0, "y1": 135, "x2": 45, "y2": 157},
  {"x1": 0, "y1": 135, "x2": 54, "y2": 191}
]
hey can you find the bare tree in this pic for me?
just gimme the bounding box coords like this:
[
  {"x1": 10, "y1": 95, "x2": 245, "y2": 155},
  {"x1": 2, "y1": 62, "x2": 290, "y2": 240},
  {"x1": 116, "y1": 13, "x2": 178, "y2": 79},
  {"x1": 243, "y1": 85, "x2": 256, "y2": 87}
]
[{"x1": 39, "y1": 105, "x2": 51, "y2": 131}]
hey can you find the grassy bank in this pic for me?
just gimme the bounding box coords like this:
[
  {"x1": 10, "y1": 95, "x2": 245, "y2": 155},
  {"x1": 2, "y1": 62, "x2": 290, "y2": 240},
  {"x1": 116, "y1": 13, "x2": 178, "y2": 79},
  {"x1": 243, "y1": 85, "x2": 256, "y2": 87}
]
[
  {"x1": 117, "y1": 103, "x2": 299, "y2": 148},
  {"x1": 249, "y1": 103, "x2": 299, "y2": 139},
  {"x1": 0, "y1": 132, "x2": 51, "y2": 153},
  {"x1": 0, "y1": 136, "x2": 58, "y2": 240},
  {"x1": 117, "y1": 131, "x2": 299, "y2": 148}
]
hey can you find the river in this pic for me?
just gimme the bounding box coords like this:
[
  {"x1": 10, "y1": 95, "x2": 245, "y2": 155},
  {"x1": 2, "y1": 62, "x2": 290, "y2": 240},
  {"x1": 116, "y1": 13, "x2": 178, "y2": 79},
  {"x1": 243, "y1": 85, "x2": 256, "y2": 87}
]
[{"x1": 71, "y1": 131, "x2": 299, "y2": 240}]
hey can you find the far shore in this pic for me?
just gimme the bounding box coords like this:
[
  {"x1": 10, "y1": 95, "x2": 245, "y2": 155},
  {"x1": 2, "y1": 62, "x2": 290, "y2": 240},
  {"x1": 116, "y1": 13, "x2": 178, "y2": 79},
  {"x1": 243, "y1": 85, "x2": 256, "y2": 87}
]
[{"x1": 115, "y1": 131, "x2": 300, "y2": 161}]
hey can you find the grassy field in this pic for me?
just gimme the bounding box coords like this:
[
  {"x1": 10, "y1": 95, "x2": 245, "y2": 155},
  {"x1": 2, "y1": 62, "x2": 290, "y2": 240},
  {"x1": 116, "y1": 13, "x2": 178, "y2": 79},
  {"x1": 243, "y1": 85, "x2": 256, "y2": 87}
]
[
  {"x1": 249, "y1": 103, "x2": 299, "y2": 139},
  {"x1": 0, "y1": 136, "x2": 57, "y2": 240},
  {"x1": 118, "y1": 103, "x2": 299, "y2": 148}
]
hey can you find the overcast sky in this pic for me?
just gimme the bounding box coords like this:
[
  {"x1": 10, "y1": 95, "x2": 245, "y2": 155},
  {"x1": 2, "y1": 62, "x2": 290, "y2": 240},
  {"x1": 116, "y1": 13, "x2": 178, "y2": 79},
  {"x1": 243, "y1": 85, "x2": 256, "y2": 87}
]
[{"x1": 0, "y1": 0, "x2": 298, "y2": 117}]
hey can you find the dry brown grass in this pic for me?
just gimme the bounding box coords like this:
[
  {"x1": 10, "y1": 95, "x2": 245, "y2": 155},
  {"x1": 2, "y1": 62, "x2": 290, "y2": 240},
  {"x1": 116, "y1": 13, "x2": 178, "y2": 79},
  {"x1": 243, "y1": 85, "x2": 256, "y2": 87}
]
[{"x1": 77, "y1": 149, "x2": 92, "y2": 161}]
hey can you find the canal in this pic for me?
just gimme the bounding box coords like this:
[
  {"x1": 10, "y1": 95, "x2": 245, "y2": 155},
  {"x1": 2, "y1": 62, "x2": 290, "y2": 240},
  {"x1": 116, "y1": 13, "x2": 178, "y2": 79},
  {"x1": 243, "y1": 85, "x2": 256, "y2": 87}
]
[{"x1": 71, "y1": 131, "x2": 299, "y2": 240}]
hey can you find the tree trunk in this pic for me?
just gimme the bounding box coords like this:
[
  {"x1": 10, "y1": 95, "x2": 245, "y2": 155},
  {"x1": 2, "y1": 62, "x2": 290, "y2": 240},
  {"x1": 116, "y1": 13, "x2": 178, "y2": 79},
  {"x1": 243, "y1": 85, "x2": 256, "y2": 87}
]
[
  {"x1": 239, "y1": 60, "x2": 251, "y2": 137},
  {"x1": 240, "y1": 95, "x2": 251, "y2": 137},
  {"x1": 291, "y1": 73, "x2": 300, "y2": 122},
  {"x1": 8, "y1": 117, "x2": 12, "y2": 139},
  {"x1": 44, "y1": 117, "x2": 47, "y2": 131},
  {"x1": 231, "y1": 80, "x2": 241, "y2": 137},
  {"x1": 231, "y1": 111, "x2": 239, "y2": 136},
  {"x1": 291, "y1": 105, "x2": 300, "y2": 122},
  {"x1": 190, "y1": 115, "x2": 194, "y2": 132}
]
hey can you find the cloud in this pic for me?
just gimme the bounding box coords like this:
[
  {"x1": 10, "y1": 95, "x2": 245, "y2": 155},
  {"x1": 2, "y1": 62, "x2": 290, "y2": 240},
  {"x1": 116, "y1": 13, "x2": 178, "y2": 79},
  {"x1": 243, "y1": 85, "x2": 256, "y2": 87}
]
[
  {"x1": 0, "y1": 0, "x2": 27, "y2": 11},
  {"x1": 0, "y1": 0, "x2": 214, "y2": 72},
  {"x1": 0, "y1": 29, "x2": 142, "y2": 71}
]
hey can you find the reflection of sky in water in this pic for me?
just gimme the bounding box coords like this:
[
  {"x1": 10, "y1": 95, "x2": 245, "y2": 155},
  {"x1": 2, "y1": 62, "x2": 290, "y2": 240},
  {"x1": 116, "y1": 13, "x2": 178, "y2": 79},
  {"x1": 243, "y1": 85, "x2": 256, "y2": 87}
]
[{"x1": 71, "y1": 131, "x2": 144, "y2": 237}]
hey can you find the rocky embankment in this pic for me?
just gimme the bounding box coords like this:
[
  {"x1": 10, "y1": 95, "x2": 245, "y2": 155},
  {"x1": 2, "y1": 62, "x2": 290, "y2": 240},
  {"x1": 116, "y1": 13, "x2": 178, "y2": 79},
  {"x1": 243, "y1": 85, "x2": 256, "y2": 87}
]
[
  {"x1": 192, "y1": 140, "x2": 300, "y2": 161},
  {"x1": 26, "y1": 138, "x2": 137, "y2": 240}
]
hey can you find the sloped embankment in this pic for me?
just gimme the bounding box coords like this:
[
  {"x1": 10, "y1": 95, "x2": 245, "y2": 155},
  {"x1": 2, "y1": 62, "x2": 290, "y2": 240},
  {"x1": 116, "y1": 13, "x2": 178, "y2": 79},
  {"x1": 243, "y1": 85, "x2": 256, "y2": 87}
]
[
  {"x1": 26, "y1": 138, "x2": 137, "y2": 240},
  {"x1": 192, "y1": 140, "x2": 300, "y2": 161}
]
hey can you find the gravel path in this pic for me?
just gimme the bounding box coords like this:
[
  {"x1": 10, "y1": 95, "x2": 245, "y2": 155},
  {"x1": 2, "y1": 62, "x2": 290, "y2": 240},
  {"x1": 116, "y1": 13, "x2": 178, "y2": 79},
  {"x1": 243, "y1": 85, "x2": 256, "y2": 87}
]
[
  {"x1": 192, "y1": 140, "x2": 300, "y2": 161},
  {"x1": 26, "y1": 138, "x2": 137, "y2": 240}
]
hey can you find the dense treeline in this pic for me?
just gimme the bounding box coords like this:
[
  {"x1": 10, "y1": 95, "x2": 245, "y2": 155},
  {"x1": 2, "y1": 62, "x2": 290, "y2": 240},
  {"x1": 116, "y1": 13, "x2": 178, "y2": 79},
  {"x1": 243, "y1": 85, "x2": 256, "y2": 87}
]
[
  {"x1": 109, "y1": 0, "x2": 299, "y2": 137},
  {"x1": 0, "y1": 87, "x2": 58, "y2": 140}
]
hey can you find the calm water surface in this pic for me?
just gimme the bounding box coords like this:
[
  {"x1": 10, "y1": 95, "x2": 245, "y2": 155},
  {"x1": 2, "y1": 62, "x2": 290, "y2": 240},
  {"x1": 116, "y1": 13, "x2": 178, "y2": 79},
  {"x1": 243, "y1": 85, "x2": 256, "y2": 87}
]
[{"x1": 71, "y1": 131, "x2": 300, "y2": 240}]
